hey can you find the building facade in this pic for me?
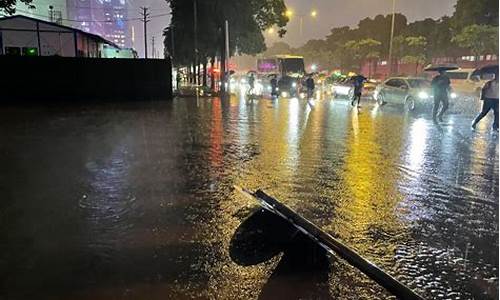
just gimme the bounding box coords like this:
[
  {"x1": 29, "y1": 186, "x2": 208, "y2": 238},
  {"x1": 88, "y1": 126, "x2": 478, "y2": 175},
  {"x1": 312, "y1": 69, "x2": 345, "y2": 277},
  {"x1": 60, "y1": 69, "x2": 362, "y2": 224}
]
[
  {"x1": 66, "y1": 0, "x2": 105, "y2": 36},
  {"x1": 101, "y1": 0, "x2": 129, "y2": 48},
  {"x1": 0, "y1": 15, "x2": 118, "y2": 57},
  {"x1": 65, "y1": 0, "x2": 130, "y2": 49}
]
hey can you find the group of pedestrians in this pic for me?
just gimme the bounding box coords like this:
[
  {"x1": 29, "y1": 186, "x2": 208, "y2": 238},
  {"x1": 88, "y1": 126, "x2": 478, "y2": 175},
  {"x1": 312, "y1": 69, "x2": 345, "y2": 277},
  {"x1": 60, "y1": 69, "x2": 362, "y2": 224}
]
[
  {"x1": 349, "y1": 68, "x2": 498, "y2": 131},
  {"x1": 430, "y1": 68, "x2": 498, "y2": 131},
  {"x1": 244, "y1": 68, "x2": 499, "y2": 131}
]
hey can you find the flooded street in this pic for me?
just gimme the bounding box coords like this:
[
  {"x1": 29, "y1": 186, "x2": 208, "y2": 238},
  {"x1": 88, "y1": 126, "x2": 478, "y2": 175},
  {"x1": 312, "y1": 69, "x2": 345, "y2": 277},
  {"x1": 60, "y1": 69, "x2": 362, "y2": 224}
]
[{"x1": 0, "y1": 95, "x2": 498, "y2": 299}]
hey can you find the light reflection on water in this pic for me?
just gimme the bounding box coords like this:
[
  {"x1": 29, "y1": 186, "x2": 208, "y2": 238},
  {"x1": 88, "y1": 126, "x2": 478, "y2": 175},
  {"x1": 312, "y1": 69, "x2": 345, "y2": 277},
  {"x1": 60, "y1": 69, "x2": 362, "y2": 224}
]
[{"x1": 0, "y1": 96, "x2": 497, "y2": 299}]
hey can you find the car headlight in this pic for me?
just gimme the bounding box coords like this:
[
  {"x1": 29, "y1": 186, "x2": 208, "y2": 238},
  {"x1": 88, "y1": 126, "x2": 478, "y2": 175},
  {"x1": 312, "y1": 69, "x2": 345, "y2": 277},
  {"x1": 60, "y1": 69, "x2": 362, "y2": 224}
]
[
  {"x1": 418, "y1": 91, "x2": 429, "y2": 99},
  {"x1": 281, "y1": 91, "x2": 289, "y2": 98},
  {"x1": 240, "y1": 79, "x2": 247, "y2": 84},
  {"x1": 450, "y1": 92, "x2": 458, "y2": 99},
  {"x1": 292, "y1": 82, "x2": 297, "y2": 88}
]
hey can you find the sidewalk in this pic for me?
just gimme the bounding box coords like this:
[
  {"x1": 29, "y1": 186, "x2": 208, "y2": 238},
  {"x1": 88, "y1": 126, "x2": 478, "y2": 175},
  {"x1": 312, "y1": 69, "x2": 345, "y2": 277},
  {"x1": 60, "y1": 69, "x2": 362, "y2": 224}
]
[{"x1": 175, "y1": 84, "x2": 219, "y2": 97}]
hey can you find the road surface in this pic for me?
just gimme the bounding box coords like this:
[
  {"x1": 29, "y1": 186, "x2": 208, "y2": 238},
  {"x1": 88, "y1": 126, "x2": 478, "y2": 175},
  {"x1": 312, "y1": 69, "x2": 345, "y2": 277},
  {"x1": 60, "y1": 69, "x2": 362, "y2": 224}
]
[{"x1": 0, "y1": 94, "x2": 498, "y2": 299}]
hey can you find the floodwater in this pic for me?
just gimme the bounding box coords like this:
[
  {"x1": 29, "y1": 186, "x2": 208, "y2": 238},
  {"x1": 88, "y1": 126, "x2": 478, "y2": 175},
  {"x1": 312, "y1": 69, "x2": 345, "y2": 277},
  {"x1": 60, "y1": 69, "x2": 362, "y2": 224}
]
[{"x1": 0, "y1": 95, "x2": 498, "y2": 300}]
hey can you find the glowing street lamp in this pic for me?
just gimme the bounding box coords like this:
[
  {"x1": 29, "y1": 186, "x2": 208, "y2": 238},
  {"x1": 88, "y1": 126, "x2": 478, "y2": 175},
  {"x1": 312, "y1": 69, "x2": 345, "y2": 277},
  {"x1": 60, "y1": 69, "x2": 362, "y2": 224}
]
[
  {"x1": 285, "y1": 8, "x2": 318, "y2": 37},
  {"x1": 267, "y1": 28, "x2": 275, "y2": 34}
]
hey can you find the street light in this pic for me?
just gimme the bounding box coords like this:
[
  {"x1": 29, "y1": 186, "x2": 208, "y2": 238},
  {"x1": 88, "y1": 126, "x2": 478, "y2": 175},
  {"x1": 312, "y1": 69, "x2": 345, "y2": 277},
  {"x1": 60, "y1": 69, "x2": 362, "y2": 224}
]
[
  {"x1": 286, "y1": 8, "x2": 318, "y2": 37},
  {"x1": 388, "y1": 0, "x2": 396, "y2": 75}
]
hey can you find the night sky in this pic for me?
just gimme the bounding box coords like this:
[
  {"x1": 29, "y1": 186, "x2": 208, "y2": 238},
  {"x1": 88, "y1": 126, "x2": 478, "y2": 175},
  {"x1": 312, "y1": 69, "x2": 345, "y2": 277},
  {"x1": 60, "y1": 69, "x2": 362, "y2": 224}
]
[{"x1": 131, "y1": 0, "x2": 457, "y2": 57}]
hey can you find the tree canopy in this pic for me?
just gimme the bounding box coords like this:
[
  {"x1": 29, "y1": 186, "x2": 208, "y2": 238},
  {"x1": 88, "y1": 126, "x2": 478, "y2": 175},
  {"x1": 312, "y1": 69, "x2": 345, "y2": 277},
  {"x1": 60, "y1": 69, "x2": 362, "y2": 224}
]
[
  {"x1": 0, "y1": 0, "x2": 33, "y2": 14},
  {"x1": 452, "y1": 0, "x2": 498, "y2": 31},
  {"x1": 260, "y1": 1, "x2": 498, "y2": 74},
  {"x1": 452, "y1": 24, "x2": 499, "y2": 64},
  {"x1": 163, "y1": 0, "x2": 288, "y2": 67}
]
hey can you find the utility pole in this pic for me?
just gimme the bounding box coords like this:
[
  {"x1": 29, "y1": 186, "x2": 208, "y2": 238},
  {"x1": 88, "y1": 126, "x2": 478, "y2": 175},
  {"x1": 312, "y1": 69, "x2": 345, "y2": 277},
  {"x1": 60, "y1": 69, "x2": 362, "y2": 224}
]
[
  {"x1": 170, "y1": 25, "x2": 175, "y2": 61},
  {"x1": 224, "y1": 20, "x2": 230, "y2": 93},
  {"x1": 49, "y1": 5, "x2": 54, "y2": 23},
  {"x1": 140, "y1": 7, "x2": 150, "y2": 59},
  {"x1": 388, "y1": 0, "x2": 396, "y2": 75},
  {"x1": 151, "y1": 36, "x2": 155, "y2": 58}
]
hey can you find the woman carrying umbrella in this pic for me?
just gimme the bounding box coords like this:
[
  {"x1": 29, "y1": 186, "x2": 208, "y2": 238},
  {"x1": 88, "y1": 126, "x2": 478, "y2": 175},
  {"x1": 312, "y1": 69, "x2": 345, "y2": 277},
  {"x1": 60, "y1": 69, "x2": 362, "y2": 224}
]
[{"x1": 471, "y1": 65, "x2": 499, "y2": 131}]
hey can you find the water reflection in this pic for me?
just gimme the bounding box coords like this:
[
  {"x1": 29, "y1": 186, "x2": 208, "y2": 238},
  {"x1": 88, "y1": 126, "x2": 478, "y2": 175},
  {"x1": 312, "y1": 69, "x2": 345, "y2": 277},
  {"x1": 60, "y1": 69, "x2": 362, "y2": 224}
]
[{"x1": 0, "y1": 96, "x2": 497, "y2": 299}]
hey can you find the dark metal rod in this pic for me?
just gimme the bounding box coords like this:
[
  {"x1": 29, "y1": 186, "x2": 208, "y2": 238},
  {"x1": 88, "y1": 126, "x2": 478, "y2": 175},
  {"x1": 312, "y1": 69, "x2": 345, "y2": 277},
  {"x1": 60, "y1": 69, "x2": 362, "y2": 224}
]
[{"x1": 235, "y1": 186, "x2": 424, "y2": 300}]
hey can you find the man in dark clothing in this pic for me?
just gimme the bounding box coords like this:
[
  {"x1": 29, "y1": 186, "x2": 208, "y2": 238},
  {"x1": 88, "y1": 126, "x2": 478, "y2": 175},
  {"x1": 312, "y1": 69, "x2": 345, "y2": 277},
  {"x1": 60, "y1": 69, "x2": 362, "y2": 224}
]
[
  {"x1": 431, "y1": 69, "x2": 451, "y2": 122},
  {"x1": 351, "y1": 75, "x2": 367, "y2": 107},
  {"x1": 176, "y1": 72, "x2": 182, "y2": 91},
  {"x1": 472, "y1": 72, "x2": 499, "y2": 131},
  {"x1": 248, "y1": 73, "x2": 256, "y2": 96},
  {"x1": 270, "y1": 75, "x2": 279, "y2": 98},
  {"x1": 305, "y1": 75, "x2": 315, "y2": 99}
]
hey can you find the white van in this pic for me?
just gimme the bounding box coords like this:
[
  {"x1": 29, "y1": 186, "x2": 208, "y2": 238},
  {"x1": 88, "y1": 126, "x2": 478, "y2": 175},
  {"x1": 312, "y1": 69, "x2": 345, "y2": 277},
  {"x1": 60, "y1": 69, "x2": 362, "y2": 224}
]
[{"x1": 446, "y1": 68, "x2": 486, "y2": 97}]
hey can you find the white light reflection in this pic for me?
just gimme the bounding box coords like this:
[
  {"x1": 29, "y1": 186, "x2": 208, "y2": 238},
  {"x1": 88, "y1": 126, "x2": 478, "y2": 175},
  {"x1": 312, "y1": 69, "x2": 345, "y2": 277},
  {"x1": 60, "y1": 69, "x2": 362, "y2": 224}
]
[
  {"x1": 407, "y1": 118, "x2": 428, "y2": 172},
  {"x1": 288, "y1": 97, "x2": 300, "y2": 144},
  {"x1": 287, "y1": 98, "x2": 301, "y2": 172}
]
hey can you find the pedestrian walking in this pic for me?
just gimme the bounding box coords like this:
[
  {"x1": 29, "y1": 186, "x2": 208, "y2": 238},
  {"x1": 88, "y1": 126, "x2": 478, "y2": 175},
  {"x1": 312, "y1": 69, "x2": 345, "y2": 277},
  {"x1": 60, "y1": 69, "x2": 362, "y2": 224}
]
[
  {"x1": 247, "y1": 73, "x2": 255, "y2": 96},
  {"x1": 351, "y1": 74, "x2": 367, "y2": 107},
  {"x1": 472, "y1": 71, "x2": 499, "y2": 131},
  {"x1": 176, "y1": 72, "x2": 182, "y2": 90},
  {"x1": 431, "y1": 69, "x2": 451, "y2": 122},
  {"x1": 306, "y1": 74, "x2": 315, "y2": 99},
  {"x1": 270, "y1": 75, "x2": 279, "y2": 98}
]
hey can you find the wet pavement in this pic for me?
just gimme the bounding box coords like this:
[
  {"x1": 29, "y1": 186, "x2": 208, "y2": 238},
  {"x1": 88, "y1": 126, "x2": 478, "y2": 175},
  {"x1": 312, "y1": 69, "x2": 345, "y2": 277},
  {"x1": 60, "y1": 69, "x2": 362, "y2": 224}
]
[{"x1": 0, "y1": 94, "x2": 498, "y2": 299}]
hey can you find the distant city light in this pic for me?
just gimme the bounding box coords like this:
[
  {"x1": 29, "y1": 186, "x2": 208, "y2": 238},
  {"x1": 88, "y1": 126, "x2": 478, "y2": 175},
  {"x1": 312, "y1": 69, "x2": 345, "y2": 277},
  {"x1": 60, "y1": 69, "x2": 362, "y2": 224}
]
[{"x1": 311, "y1": 10, "x2": 318, "y2": 17}]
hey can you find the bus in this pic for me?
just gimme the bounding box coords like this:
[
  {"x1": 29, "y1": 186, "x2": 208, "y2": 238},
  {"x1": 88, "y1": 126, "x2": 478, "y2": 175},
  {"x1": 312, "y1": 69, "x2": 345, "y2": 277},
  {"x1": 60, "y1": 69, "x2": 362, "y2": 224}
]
[
  {"x1": 257, "y1": 55, "x2": 305, "y2": 77},
  {"x1": 257, "y1": 55, "x2": 305, "y2": 96}
]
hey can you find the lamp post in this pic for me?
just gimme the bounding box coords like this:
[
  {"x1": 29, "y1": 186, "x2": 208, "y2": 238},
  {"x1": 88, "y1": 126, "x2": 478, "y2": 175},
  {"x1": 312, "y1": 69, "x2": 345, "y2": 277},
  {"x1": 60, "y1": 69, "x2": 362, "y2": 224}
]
[
  {"x1": 285, "y1": 9, "x2": 317, "y2": 38},
  {"x1": 387, "y1": 0, "x2": 396, "y2": 75}
]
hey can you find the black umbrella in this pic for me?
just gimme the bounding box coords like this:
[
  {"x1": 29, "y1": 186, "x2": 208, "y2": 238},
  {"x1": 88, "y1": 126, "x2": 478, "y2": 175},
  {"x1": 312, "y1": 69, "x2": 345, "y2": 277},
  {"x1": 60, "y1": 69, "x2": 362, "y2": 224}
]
[
  {"x1": 424, "y1": 63, "x2": 459, "y2": 72},
  {"x1": 472, "y1": 64, "x2": 499, "y2": 77}
]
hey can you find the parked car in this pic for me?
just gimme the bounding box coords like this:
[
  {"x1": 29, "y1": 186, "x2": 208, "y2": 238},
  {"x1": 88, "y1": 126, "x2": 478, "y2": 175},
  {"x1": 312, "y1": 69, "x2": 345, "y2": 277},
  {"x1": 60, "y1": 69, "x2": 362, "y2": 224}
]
[{"x1": 373, "y1": 77, "x2": 435, "y2": 111}]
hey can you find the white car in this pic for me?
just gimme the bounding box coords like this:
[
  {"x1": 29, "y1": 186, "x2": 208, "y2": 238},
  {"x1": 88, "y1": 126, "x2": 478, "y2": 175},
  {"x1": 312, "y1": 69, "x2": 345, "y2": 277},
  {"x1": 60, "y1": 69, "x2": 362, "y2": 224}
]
[
  {"x1": 446, "y1": 68, "x2": 487, "y2": 97},
  {"x1": 374, "y1": 77, "x2": 436, "y2": 111}
]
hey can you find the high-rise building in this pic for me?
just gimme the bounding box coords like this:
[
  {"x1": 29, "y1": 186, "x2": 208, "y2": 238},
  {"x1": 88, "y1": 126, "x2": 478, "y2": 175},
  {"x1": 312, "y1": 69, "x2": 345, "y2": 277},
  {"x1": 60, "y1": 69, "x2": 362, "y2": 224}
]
[
  {"x1": 101, "y1": 0, "x2": 129, "y2": 48},
  {"x1": 65, "y1": 0, "x2": 129, "y2": 49},
  {"x1": 66, "y1": 0, "x2": 105, "y2": 37}
]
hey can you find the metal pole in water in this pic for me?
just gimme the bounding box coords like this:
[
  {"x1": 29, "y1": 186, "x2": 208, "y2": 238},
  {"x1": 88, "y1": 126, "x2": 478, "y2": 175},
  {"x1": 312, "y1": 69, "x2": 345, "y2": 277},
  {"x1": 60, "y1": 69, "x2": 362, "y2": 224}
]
[{"x1": 235, "y1": 186, "x2": 425, "y2": 300}]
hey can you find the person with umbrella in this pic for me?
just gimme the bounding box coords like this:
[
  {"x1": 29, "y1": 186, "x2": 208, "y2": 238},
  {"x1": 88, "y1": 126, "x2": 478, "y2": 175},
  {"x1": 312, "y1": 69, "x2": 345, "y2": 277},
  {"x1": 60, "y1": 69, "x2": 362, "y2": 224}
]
[
  {"x1": 351, "y1": 74, "x2": 367, "y2": 107},
  {"x1": 428, "y1": 66, "x2": 453, "y2": 122},
  {"x1": 305, "y1": 74, "x2": 316, "y2": 100},
  {"x1": 247, "y1": 72, "x2": 256, "y2": 96},
  {"x1": 471, "y1": 65, "x2": 499, "y2": 131}
]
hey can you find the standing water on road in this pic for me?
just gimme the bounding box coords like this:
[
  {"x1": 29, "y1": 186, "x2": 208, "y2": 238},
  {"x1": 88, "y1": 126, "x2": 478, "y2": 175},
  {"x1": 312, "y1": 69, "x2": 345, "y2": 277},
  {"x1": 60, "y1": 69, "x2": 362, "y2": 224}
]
[{"x1": 0, "y1": 96, "x2": 498, "y2": 299}]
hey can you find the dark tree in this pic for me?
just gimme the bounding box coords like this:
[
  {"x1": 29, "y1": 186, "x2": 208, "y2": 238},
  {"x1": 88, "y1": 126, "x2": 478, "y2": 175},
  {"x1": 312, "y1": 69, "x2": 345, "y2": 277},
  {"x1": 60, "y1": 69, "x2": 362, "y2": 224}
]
[{"x1": 0, "y1": 0, "x2": 33, "y2": 14}]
